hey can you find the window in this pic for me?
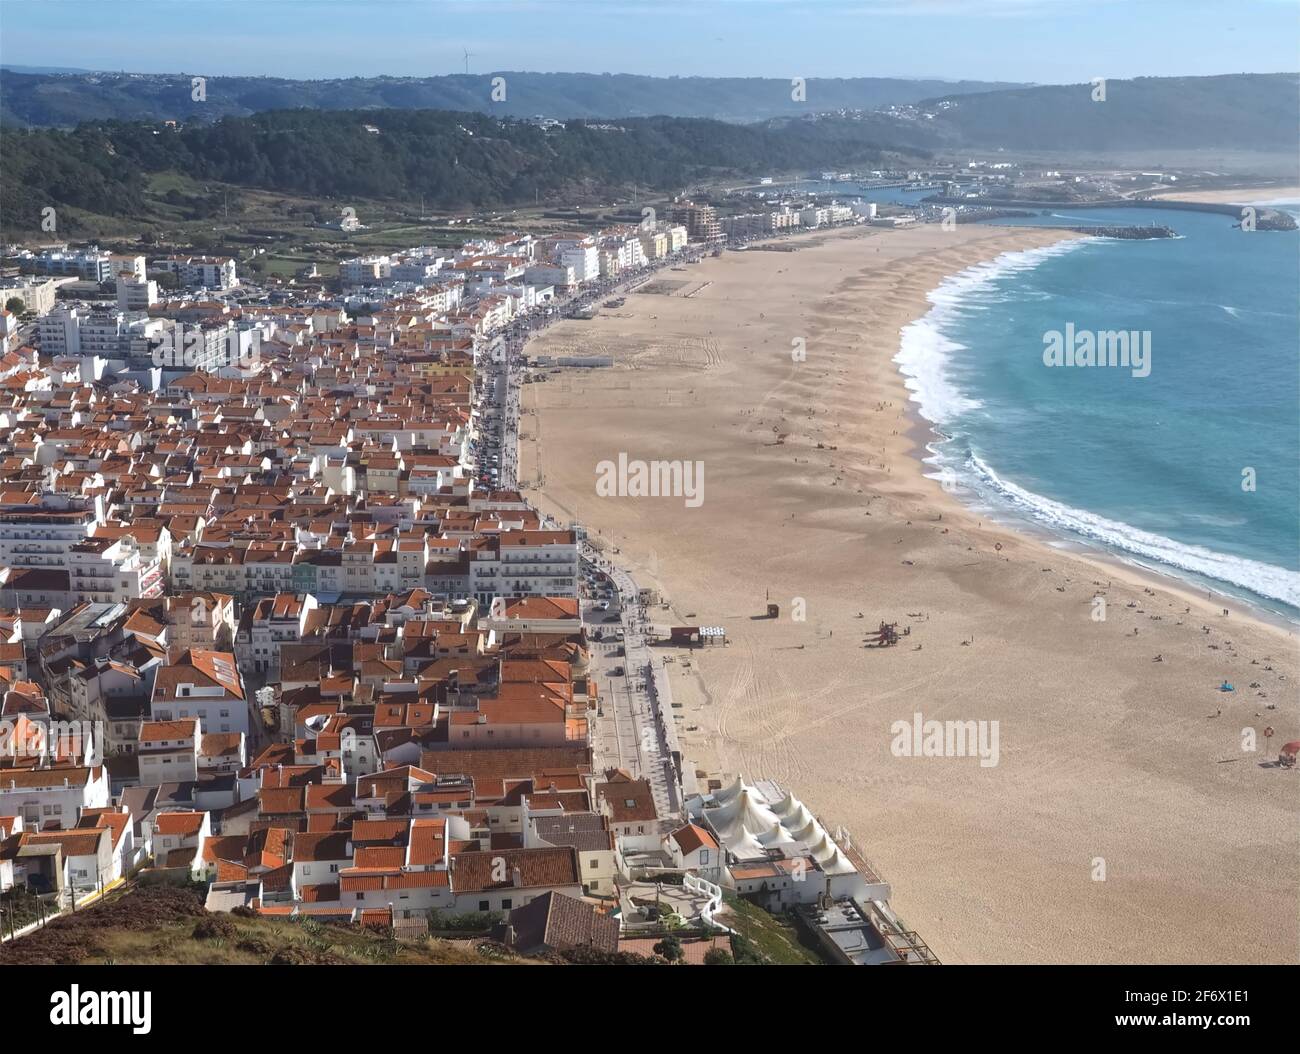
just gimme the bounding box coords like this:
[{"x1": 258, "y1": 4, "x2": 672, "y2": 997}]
[
  {"x1": 478, "y1": 900, "x2": 490, "y2": 912},
  {"x1": 501, "y1": 898, "x2": 512, "y2": 910}
]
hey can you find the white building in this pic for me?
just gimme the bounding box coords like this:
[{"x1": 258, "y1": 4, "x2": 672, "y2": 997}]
[
  {"x1": 0, "y1": 766, "x2": 110, "y2": 830},
  {"x1": 151, "y1": 255, "x2": 239, "y2": 290},
  {"x1": 340, "y1": 255, "x2": 393, "y2": 286}
]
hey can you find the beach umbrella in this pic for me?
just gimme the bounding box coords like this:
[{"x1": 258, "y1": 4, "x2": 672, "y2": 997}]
[{"x1": 1280, "y1": 741, "x2": 1300, "y2": 755}]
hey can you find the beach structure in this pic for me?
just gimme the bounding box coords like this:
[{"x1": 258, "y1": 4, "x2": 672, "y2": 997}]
[
  {"x1": 686, "y1": 775, "x2": 938, "y2": 963},
  {"x1": 686, "y1": 775, "x2": 887, "y2": 907}
]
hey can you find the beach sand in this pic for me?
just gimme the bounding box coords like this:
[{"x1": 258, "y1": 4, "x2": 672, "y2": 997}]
[
  {"x1": 519, "y1": 223, "x2": 1299, "y2": 964},
  {"x1": 1151, "y1": 185, "x2": 1300, "y2": 204}
]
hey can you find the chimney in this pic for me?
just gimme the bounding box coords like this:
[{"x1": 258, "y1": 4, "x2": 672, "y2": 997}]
[{"x1": 510, "y1": 865, "x2": 522, "y2": 888}]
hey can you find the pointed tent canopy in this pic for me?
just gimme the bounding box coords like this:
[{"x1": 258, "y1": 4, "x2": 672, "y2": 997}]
[
  {"x1": 713, "y1": 775, "x2": 747, "y2": 805},
  {"x1": 783, "y1": 803, "x2": 816, "y2": 834},
  {"x1": 771, "y1": 791, "x2": 802, "y2": 820},
  {"x1": 709, "y1": 787, "x2": 781, "y2": 844},
  {"x1": 819, "y1": 847, "x2": 856, "y2": 876},
  {"x1": 810, "y1": 833, "x2": 838, "y2": 864},
  {"x1": 729, "y1": 825, "x2": 768, "y2": 861},
  {"x1": 791, "y1": 814, "x2": 827, "y2": 847},
  {"x1": 756, "y1": 822, "x2": 790, "y2": 846}
]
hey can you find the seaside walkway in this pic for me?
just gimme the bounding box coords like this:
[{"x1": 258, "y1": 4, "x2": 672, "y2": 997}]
[{"x1": 581, "y1": 541, "x2": 683, "y2": 820}]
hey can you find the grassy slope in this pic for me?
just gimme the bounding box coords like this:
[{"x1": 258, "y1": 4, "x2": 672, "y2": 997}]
[
  {"x1": 0, "y1": 884, "x2": 534, "y2": 966},
  {"x1": 722, "y1": 893, "x2": 827, "y2": 965}
]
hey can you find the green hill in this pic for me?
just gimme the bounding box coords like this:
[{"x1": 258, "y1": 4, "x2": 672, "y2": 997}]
[{"x1": 0, "y1": 70, "x2": 1022, "y2": 127}]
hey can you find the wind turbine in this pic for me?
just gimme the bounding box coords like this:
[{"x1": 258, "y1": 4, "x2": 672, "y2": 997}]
[{"x1": 462, "y1": 48, "x2": 473, "y2": 75}]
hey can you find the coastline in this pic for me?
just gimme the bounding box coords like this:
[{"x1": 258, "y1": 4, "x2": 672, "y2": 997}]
[
  {"x1": 895, "y1": 231, "x2": 1300, "y2": 629},
  {"x1": 1148, "y1": 185, "x2": 1300, "y2": 205},
  {"x1": 521, "y1": 222, "x2": 1299, "y2": 963}
]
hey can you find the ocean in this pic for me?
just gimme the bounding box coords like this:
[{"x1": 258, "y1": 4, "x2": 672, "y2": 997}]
[{"x1": 894, "y1": 202, "x2": 1300, "y2": 620}]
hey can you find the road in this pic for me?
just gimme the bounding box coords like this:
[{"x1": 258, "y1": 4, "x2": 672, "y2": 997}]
[
  {"x1": 580, "y1": 546, "x2": 682, "y2": 820},
  {"x1": 480, "y1": 250, "x2": 709, "y2": 822}
]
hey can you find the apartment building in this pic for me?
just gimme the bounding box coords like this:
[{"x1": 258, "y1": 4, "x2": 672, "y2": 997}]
[
  {"x1": 138, "y1": 718, "x2": 202, "y2": 785},
  {"x1": 468, "y1": 529, "x2": 579, "y2": 604},
  {"x1": 67, "y1": 534, "x2": 165, "y2": 606},
  {"x1": 33, "y1": 247, "x2": 114, "y2": 282},
  {"x1": 150, "y1": 255, "x2": 239, "y2": 290},
  {"x1": 0, "y1": 765, "x2": 110, "y2": 830},
  {"x1": 0, "y1": 276, "x2": 60, "y2": 316},
  {"x1": 151, "y1": 650, "x2": 250, "y2": 736},
  {"x1": 0, "y1": 498, "x2": 101, "y2": 572}
]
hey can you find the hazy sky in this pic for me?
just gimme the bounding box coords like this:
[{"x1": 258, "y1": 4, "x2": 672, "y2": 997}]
[{"x1": 3, "y1": 0, "x2": 1296, "y2": 83}]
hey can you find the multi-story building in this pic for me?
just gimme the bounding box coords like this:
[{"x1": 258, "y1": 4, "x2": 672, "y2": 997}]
[
  {"x1": 234, "y1": 592, "x2": 318, "y2": 677},
  {"x1": 666, "y1": 201, "x2": 722, "y2": 245},
  {"x1": 340, "y1": 255, "x2": 392, "y2": 286},
  {"x1": 0, "y1": 498, "x2": 100, "y2": 572},
  {"x1": 116, "y1": 272, "x2": 158, "y2": 312},
  {"x1": 34, "y1": 247, "x2": 113, "y2": 282},
  {"x1": 0, "y1": 766, "x2": 110, "y2": 831},
  {"x1": 468, "y1": 529, "x2": 579, "y2": 604},
  {"x1": 0, "y1": 276, "x2": 60, "y2": 316},
  {"x1": 137, "y1": 718, "x2": 201, "y2": 785},
  {"x1": 150, "y1": 255, "x2": 239, "y2": 291},
  {"x1": 36, "y1": 306, "x2": 162, "y2": 360},
  {"x1": 150, "y1": 650, "x2": 250, "y2": 737},
  {"x1": 67, "y1": 535, "x2": 165, "y2": 606}
]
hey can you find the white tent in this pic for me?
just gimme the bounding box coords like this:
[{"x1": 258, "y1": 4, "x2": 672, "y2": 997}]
[
  {"x1": 713, "y1": 775, "x2": 747, "y2": 805},
  {"x1": 789, "y1": 814, "x2": 826, "y2": 847},
  {"x1": 771, "y1": 791, "x2": 803, "y2": 820},
  {"x1": 729, "y1": 825, "x2": 769, "y2": 861},
  {"x1": 810, "y1": 833, "x2": 839, "y2": 865},
  {"x1": 709, "y1": 786, "x2": 781, "y2": 844},
  {"x1": 819, "y1": 847, "x2": 856, "y2": 876}
]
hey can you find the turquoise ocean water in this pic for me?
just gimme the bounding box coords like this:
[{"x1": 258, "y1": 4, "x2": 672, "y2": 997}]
[{"x1": 885, "y1": 198, "x2": 1300, "y2": 619}]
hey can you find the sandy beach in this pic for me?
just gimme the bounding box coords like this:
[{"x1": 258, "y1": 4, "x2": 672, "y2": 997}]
[
  {"x1": 519, "y1": 223, "x2": 1299, "y2": 964},
  {"x1": 1150, "y1": 184, "x2": 1300, "y2": 204}
]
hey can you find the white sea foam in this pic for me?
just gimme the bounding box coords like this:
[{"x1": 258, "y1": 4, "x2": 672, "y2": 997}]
[
  {"x1": 967, "y1": 454, "x2": 1300, "y2": 609},
  {"x1": 894, "y1": 238, "x2": 1089, "y2": 426},
  {"x1": 897, "y1": 235, "x2": 1300, "y2": 614}
]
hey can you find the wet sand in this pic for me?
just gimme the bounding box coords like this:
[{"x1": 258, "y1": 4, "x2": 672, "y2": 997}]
[{"x1": 520, "y1": 222, "x2": 1299, "y2": 964}]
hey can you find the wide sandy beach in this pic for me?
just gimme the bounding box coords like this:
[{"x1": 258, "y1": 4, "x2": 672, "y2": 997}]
[
  {"x1": 1151, "y1": 184, "x2": 1300, "y2": 204},
  {"x1": 519, "y1": 223, "x2": 1299, "y2": 964}
]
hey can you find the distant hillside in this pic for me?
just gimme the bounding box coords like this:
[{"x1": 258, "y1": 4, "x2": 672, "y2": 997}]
[
  {"x1": 0, "y1": 70, "x2": 1023, "y2": 127},
  {"x1": 3, "y1": 73, "x2": 1294, "y2": 237},
  {"x1": 0, "y1": 109, "x2": 926, "y2": 235},
  {"x1": 916, "y1": 73, "x2": 1299, "y2": 153}
]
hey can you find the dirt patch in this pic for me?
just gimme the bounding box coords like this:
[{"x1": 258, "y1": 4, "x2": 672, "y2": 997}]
[{"x1": 0, "y1": 885, "x2": 207, "y2": 965}]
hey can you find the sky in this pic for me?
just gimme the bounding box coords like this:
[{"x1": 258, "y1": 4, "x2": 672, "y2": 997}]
[{"x1": 1, "y1": 0, "x2": 1296, "y2": 84}]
